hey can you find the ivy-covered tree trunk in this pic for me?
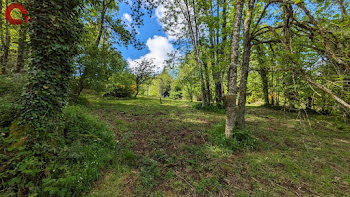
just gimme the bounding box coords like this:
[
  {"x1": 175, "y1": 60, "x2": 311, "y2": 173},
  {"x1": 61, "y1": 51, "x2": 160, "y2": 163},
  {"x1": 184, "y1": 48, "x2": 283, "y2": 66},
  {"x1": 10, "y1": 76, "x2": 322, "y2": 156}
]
[{"x1": 22, "y1": 0, "x2": 82, "y2": 128}]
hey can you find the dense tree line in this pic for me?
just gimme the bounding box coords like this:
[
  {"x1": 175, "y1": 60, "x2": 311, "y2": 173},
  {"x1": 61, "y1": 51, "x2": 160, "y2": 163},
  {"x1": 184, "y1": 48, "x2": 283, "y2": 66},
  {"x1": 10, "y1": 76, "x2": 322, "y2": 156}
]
[
  {"x1": 0, "y1": 0, "x2": 349, "y2": 195},
  {"x1": 154, "y1": 0, "x2": 349, "y2": 134}
]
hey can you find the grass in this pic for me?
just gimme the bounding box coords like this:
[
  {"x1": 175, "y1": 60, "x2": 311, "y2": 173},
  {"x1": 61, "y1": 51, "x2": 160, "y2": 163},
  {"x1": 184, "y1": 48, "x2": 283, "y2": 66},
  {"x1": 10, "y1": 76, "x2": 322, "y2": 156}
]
[{"x1": 85, "y1": 95, "x2": 350, "y2": 196}]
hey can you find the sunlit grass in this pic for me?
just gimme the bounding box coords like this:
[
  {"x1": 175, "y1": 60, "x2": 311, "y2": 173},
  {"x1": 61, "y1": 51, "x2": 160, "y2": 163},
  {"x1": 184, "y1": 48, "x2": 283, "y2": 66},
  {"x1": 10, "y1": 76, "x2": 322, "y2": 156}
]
[{"x1": 85, "y1": 94, "x2": 350, "y2": 196}]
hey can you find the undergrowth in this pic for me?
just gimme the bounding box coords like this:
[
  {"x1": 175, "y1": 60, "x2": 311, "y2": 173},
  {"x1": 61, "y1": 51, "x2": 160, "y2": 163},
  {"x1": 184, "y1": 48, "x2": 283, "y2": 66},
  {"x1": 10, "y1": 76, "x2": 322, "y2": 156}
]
[
  {"x1": 208, "y1": 121, "x2": 259, "y2": 151},
  {"x1": 193, "y1": 103, "x2": 225, "y2": 114},
  {"x1": 0, "y1": 106, "x2": 116, "y2": 196}
]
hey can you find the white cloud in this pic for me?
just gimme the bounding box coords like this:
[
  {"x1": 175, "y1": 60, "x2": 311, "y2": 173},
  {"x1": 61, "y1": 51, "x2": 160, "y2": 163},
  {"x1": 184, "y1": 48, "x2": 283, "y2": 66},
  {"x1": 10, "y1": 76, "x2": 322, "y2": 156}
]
[
  {"x1": 155, "y1": 4, "x2": 185, "y2": 41},
  {"x1": 123, "y1": 13, "x2": 132, "y2": 23},
  {"x1": 128, "y1": 35, "x2": 175, "y2": 73}
]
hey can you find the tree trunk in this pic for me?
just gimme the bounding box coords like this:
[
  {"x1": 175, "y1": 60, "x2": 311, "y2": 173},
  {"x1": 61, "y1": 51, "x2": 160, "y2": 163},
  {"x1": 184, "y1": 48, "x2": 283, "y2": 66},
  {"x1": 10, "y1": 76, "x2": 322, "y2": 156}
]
[
  {"x1": 22, "y1": 0, "x2": 81, "y2": 127},
  {"x1": 236, "y1": 0, "x2": 255, "y2": 129},
  {"x1": 0, "y1": 0, "x2": 3, "y2": 63},
  {"x1": 1, "y1": 14, "x2": 10, "y2": 74},
  {"x1": 16, "y1": 24, "x2": 28, "y2": 73},
  {"x1": 259, "y1": 68, "x2": 270, "y2": 105},
  {"x1": 180, "y1": 0, "x2": 207, "y2": 106},
  {"x1": 203, "y1": 58, "x2": 211, "y2": 104},
  {"x1": 96, "y1": 0, "x2": 107, "y2": 47},
  {"x1": 135, "y1": 80, "x2": 140, "y2": 98},
  {"x1": 225, "y1": 0, "x2": 245, "y2": 137}
]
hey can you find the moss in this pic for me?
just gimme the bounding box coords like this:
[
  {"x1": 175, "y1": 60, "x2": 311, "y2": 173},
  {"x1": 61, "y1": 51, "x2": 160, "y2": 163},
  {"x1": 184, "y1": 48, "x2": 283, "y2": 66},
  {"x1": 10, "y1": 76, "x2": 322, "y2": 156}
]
[{"x1": 8, "y1": 120, "x2": 31, "y2": 148}]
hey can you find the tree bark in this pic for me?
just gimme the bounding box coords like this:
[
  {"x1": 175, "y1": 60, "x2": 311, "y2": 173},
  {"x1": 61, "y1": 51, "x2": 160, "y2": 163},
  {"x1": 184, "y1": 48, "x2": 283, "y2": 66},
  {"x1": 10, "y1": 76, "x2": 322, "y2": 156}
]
[
  {"x1": 225, "y1": 0, "x2": 245, "y2": 137},
  {"x1": 16, "y1": 24, "x2": 28, "y2": 73},
  {"x1": 203, "y1": 57, "x2": 211, "y2": 104},
  {"x1": 95, "y1": 0, "x2": 108, "y2": 47},
  {"x1": 236, "y1": 0, "x2": 255, "y2": 129},
  {"x1": 259, "y1": 68, "x2": 270, "y2": 105},
  {"x1": 0, "y1": 0, "x2": 3, "y2": 62},
  {"x1": 1, "y1": 28, "x2": 10, "y2": 74}
]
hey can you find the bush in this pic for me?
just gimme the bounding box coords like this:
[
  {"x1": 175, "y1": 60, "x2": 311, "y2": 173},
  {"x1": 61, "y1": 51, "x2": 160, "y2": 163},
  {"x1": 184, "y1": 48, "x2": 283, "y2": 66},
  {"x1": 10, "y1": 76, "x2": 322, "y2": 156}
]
[
  {"x1": 0, "y1": 75, "x2": 25, "y2": 99},
  {"x1": 170, "y1": 91, "x2": 183, "y2": 100},
  {"x1": 193, "y1": 103, "x2": 225, "y2": 114},
  {"x1": 0, "y1": 106, "x2": 116, "y2": 196},
  {"x1": 0, "y1": 98, "x2": 22, "y2": 127},
  {"x1": 0, "y1": 75, "x2": 26, "y2": 127},
  {"x1": 104, "y1": 85, "x2": 136, "y2": 98},
  {"x1": 208, "y1": 122, "x2": 259, "y2": 151}
]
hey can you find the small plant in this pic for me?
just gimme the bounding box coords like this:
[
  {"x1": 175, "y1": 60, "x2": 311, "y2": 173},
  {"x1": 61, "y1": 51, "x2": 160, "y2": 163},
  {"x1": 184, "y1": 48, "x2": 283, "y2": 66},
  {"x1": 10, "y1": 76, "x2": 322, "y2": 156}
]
[
  {"x1": 140, "y1": 158, "x2": 161, "y2": 190},
  {"x1": 208, "y1": 122, "x2": 259, "y2": 151},
  {"x1": 193, "y1": 103, "x2": 225, "y2": 114}
]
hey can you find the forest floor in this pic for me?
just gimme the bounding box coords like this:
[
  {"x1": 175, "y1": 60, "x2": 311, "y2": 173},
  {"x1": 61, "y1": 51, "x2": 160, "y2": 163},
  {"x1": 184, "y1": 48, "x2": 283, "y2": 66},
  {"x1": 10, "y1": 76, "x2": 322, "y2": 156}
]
[{"x1": 85, "y1": 95, "x2": 350, "y2": 196}]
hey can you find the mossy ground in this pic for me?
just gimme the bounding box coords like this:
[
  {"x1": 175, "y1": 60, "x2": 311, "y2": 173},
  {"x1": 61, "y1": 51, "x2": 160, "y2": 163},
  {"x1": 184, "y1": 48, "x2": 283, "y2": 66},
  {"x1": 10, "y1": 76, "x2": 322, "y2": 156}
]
[{"x1": 85, "y1": 95, "x2": 350, "y2": 196}]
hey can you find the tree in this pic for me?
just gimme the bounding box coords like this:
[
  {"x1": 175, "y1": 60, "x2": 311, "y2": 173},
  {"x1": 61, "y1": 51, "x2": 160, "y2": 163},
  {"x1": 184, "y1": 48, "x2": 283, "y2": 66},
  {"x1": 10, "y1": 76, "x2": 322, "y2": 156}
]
[
  {"x1": 236, "y1": 0, "x2": 256, "y2": 129},
  {"x1": 75, "y1": 0, "x2": 143, "y2": 96},
  {"x1": 131, "y1": 58, "x2": 157, "y2": 97},
  {"x1": 225, "y1": 0, "x2": 245, "y2": 137},
  {"x1": 21, "y1": 0, "x2": 82, "y2": 127}
]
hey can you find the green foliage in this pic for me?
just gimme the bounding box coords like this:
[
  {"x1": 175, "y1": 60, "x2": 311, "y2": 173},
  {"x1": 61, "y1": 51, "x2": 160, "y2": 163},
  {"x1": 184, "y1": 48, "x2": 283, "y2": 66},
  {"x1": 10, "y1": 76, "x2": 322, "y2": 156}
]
[
  {"x1": 193, "y1": 103, "x2": 225, "y2": 114},
  {"x1": 74, "y1": 44, "x2": 128, "y2": 95},
  {"x1": 0, "y1": 98, "x2": 22, "y2": 127},
  {"x1": 0, "y1": 106, "x2": 115, "y2": 196},
  {"x1": 140, "y1": 158, "x2": 161, "y2": 190},
  {"x1": 0, "y1": 75, "x2": 26, "y2": 127},
  {"x1": 208, "y1": 122, "x2": 259, "y2": 151},
  {"x1": 193, "y1": 176, "x2": 222, "y2": 195},
  {"x1": 0, "y1": 75, "x2": 25, "y2": 98},
  {"x1": 103, "y1": 85, "x2": 136, "y2": 98}
]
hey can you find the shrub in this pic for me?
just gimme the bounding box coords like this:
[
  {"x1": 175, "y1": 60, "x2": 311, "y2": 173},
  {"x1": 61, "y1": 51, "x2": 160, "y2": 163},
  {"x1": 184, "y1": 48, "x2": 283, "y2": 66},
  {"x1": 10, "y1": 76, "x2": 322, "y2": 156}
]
[
  {"x1": 193, "y1": 103, "x2": 225, "y2": 114},
  {"x1": 104, "y1": 85, "x2": 136, "y2": 98},
  {"x1": 170, "y1": 91, "x2": 183, "y2": 100},
  {"x1": 0, "y1": 75, "x2": 25, "y2": 99},
  {"x1": 0, "y1": 75, "x2": 26, "y2": 127},
  {"x1": 208, "y1": 122, "x2": 259, "y2": 151},
  {"x1": 0, "y1": 98, "x2": 22, "y2": 127},
  {"x1": 0, "y1": 106, "x2": 116, "y2": 196}
]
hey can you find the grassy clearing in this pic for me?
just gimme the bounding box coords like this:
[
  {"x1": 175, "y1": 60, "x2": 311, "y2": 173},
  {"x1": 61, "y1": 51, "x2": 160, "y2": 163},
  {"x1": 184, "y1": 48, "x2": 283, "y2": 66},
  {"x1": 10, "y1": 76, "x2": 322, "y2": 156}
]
[{"x1": 85, "y1": 95, "x2": 350, "y2": 196}]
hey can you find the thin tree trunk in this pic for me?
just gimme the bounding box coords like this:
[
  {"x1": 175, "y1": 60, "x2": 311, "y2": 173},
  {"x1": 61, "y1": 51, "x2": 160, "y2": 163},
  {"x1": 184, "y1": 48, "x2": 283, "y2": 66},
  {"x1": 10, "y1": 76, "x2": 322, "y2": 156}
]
[
  {"x1": 16, "y1": 24, "x2": 28, "y2": 73},
  {"x1": 203, "y1": 58, "x2": 211, "y2": 104},
  {"x1": 0, "y1": 0, "x2": 3, "y2": 62},
  {"x1": 259, "y1": 68, "x2": 270, "y2": 105},
  {"x1": 210, "y1": 0, "x2": 222, "y2": 104},
  {"x1": 256, "y1": 45, "x2": 270, "y2": 105},
  {"x1": 135, "y1": 81, "x2": 140, "y2": 98},
  {"x1": 236, "y1": 0, "x2": 255, "y2": 129},
  {"x1": 1, "y1": 27, "x2": 10, "y2": 74},
  {"x1": 179, "y1": 0, "x2": 207, "y2": 106},
  {"x1": 96, "y1": 0, "x2": 107, "y2": 47},
  {"x1": 225, "y1": 0, "x2": 245, "y2": 137}
]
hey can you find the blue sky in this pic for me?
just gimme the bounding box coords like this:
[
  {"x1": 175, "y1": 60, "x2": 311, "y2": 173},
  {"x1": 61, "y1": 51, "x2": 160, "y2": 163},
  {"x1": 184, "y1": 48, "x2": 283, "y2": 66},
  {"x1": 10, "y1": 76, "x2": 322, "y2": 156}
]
[{"x1": 116, "y1": 3, "x2": 175, "y2": 72}]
